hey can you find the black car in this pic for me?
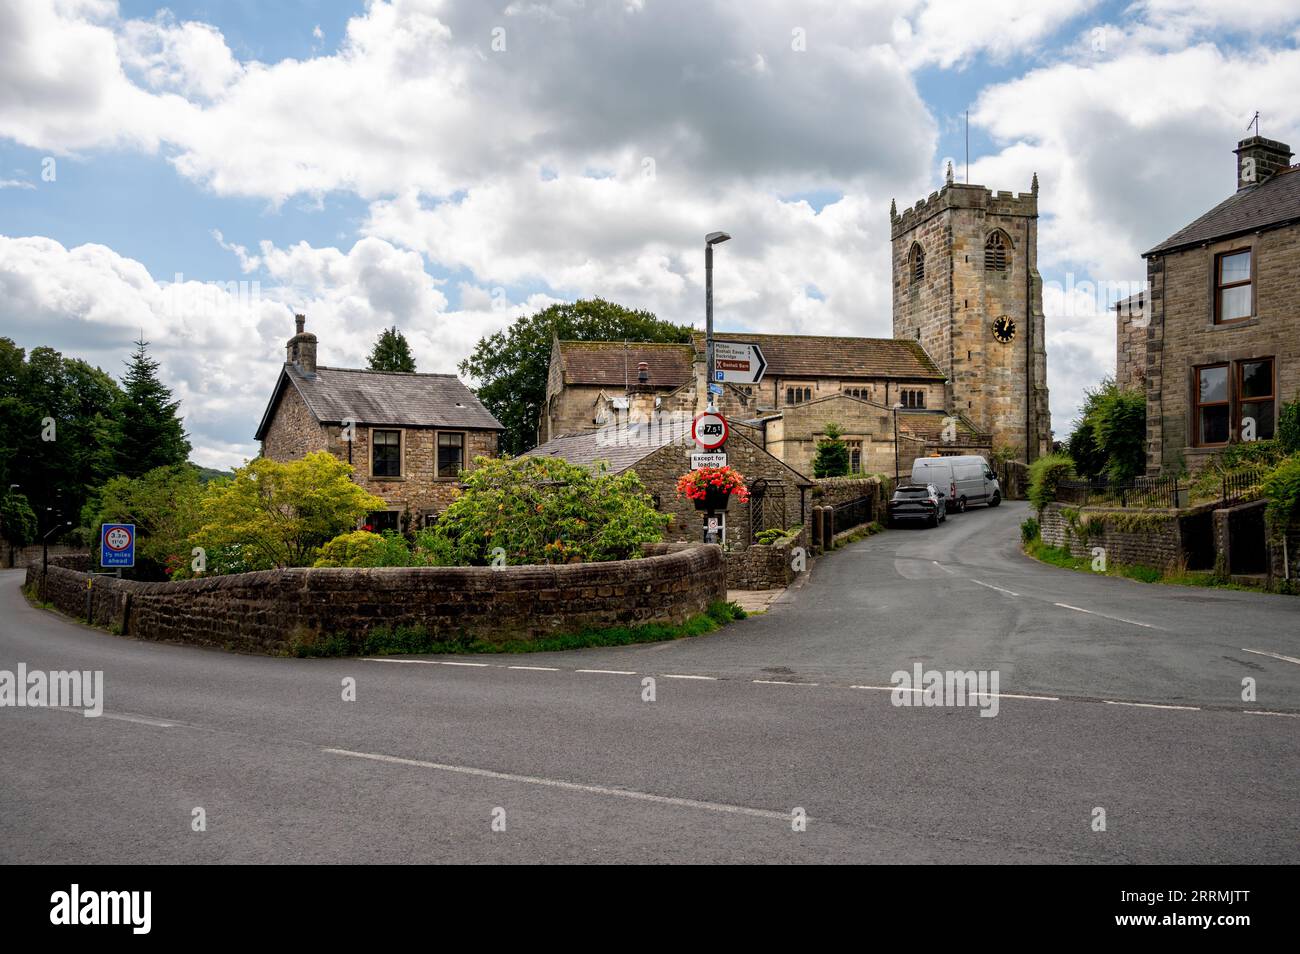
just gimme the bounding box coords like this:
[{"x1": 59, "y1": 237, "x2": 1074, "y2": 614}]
[{"x1": 886, "y1": 483, "x2": 947, "y2": 528}]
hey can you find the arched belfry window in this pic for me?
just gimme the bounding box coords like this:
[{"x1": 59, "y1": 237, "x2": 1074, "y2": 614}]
[
  {"x1": 984, "y1": 231, "x2": 1010, "y2": 271},
  {"x1": 909, "y1": 243, "x2": 925, "y2": 284}
]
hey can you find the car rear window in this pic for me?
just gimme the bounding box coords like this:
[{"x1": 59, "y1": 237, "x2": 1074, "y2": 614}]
[{"x1": 895, "y1": 487, "x2": 931, "y2": 497}]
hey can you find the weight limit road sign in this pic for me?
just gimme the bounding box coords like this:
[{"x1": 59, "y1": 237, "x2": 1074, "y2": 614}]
[
  {"x1": 712, "y1": 340, "x2": 767, "y2": 385},
  {"x1": 692, "y1": 411, "x2": 728, "y2": 450}
]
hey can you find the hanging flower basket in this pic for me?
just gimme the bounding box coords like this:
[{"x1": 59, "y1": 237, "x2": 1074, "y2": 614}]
[{"x1": 676, "y1": 466, "x2": 750, "y2": 511}]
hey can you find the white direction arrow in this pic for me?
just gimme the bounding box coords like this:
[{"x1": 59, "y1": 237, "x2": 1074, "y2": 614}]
[{"x1": 712, "y1": 340, "x2": 767, "y2": 385}]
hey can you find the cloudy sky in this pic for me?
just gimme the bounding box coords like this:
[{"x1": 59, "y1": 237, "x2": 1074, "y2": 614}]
[{"x1": 1, "y1": 0, "x2": 1297, "y2": 468}]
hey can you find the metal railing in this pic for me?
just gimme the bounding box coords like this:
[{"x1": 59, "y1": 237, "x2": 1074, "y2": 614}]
[
  {"x1": 831, "y1": 495, "x2": 875, "y2": 532},
  {"x1": 1219, "y1": 467, "x2": 1268, "y2": 506},
  {"x1": 1055, "y1": 476, "x2": 1184, "y2": 509}
]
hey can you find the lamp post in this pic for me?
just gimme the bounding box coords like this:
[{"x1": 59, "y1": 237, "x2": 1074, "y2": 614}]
[
  {"x1": 704, "y1": 231, "x2": 730, "y2": 412},
  {"x1": 43, "y1": 520, "x2": 70, "y2": 574},
  {"x1": 892, "y1": 402, "x2": 904, "y2": 485}
]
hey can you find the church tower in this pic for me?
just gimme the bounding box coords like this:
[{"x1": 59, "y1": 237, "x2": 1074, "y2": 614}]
[{"x1": 890, "y1": 169, "x2": 1051, "y2": 461}]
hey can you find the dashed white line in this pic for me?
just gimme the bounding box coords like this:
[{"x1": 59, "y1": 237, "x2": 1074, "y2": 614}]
[
  {"x1": 54, "y1": 707, "x2": 174, "y2": 727},
  {"x1": 1242, "y1": 648, "x2": 1300, "y2": 666},
  {"x1": 507, "y1": 665, "x2": 559, "y2": 672},
  {"x1": 1104, "y1": 700, "x2": 1200, "y2": 711},
  {"x1": 435, "y1": 661, "x2": 491, "y2": 668},
  {"x1": 753, "y1": 679, "x2": 820, "y2": 686},
  {"x1": 1054, "y1": 602, "x2": 1159, "y2": 630},
  {"x1": 662, "y1": 674, "x2": 717, "y2": 681},
  {"x1": 324, "y1": 747, "x2": 793, "y2": 821},
  {"x1": 970, "y1": 579, "x2": 1019, "y2": 597},
  {"x1": 932, "y1": 561, "x2": 957, "y2": 575},
  {"x1": 363, "y1": 658, "x2": 440, "y2": 665},
  {"x1": 574, "y1": 668, "x2": 636, "y2": 675}
]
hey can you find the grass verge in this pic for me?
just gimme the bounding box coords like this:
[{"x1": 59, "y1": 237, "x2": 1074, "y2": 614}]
[
  {"x1": 289, "y1": 599, "x2": 747, "y2": 658},
  {"x1": 1022, "y1": 539, "x2": 1266, "y2": 591}
]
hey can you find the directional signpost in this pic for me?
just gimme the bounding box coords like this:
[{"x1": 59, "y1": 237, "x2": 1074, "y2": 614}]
[
  {"x1": 100, "y1": 523, "x2": 135, "y2": 569},
  {"x1": 712, "y1": 340, "x2": 766, "y2": 385}
]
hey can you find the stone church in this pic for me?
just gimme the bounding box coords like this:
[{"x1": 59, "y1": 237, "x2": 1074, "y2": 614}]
[
  {"x1": 890, "y1": 167, "x2": 1052, "y2": 461},
  {"x1": 537, "y1": 167, "x2": 1052, "y2": 475}
]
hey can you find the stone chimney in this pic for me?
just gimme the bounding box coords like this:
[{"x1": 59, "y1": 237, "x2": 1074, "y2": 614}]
[
  {"x1": 1234, "y1": 136, "x2": 1293, "y2": 191},
  {"x1": 285, "y1": 313, "x2": 318, "y2": 375},
  {"x1": 627, "y1": 361, "x2": 657, "y2": 422}
]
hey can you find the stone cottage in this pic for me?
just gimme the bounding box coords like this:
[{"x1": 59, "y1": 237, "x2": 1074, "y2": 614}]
[
  {"x1": 255, "y1": 315, "x2": 503, "y2": 530},
  {"x1": 525, "y1": 417, "x2": 814, "y2": 546},
  {"x1": 1127, "y1": 135, "x2": 1300, "y2": 474}
]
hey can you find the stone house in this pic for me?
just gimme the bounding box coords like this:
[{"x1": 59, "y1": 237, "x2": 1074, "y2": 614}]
[
  {"x1": 539, "y1": 332, "x2": 984, "y2": 477},
  {"x1": 255, "y1": 315, "x2": 503, "y2": 530},
  {"x1": 525, "y1": 417, "x2": 814, "y2": 546},
  {"x1": 1128, "y1": 135, "x2": 1300, "y2": 474}
]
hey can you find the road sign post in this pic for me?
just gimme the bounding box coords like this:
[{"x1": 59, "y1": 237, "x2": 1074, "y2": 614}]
[{"x1": 100, "y1": 523, "x2": 136, "y2": 569}]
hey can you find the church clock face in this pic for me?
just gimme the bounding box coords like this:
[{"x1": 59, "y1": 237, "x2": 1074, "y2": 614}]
[{"x1": 992, "y1": 315, "x2": 1016, "y2": 344}]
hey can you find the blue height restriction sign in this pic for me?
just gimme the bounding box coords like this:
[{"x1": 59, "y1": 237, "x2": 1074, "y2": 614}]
[{"x1": 100, "y1": 523, "x2": 135, "y2": 568}]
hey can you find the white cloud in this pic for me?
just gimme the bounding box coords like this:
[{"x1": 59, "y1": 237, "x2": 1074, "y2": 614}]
[
  {"x1": 892, "y1": 0, "x2": 1099, "y2": 69},
  {"x1": 0, "y1": 234, "x2": 540, "y2": 468}
]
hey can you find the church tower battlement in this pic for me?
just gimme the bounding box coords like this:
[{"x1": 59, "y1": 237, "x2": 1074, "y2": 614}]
[{"x1": 890, "y1": 171, "x2": 1050, "y2": 461}]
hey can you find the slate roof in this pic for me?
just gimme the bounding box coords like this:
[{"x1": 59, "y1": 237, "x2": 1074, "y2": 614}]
[
  {"x1": 689, "y1": 332, "x2": 944, "y2": 380},
  {"x1": 1145, "y1": 165, "x2": 1300, "y2": 256},
  {"x1": 556, "y1": 340, "x2": 694, "y2": 388},
  {"x1": 524, "y1": 418, "x2": 693, "y2": 473},
  {"x1": 897, "y1": 410, "x2": 987, "y2": 442},
  {"x1": 255, "y1": 364, "x2": 501, "y2": 440}
]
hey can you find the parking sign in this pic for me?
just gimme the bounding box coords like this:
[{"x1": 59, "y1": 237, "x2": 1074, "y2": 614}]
[{"x1": 101, "y1": 523, "x2": 135, "y2": 568}]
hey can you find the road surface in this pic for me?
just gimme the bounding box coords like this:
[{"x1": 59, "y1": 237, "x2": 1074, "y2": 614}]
[{"x1": 1, "y1": 501, "x2": 1296, "y2": 863}]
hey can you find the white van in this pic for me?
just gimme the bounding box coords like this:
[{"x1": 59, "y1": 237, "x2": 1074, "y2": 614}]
[{"x1": 911, "y1": 455, "x2": 1001, "y2": 513}]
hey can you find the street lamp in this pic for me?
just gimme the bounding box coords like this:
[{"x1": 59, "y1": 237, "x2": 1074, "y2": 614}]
[
  {"x1": 704, "y1": 231, "x2": 731, "y2": 412},
  {"x1": 892, "y1": 402, "x2": 905, "y2": 485},
  {"x1": 43, "y1": 520, "x2": 71, "y2": 574}
]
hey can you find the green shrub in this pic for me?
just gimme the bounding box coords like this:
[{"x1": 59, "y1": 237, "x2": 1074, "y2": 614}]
[
  {"x1": 427, "y1": 455, "x2": 667, "y2": 565},
  {"x1": 1262, "y1": 455, "x2": 1300, "y2": 538},
  {"x1": 1020, "y1": 517, "x2": 1040, "y2": 543},
  {"x1": 1027, "y1": 453, "x2": 1075, "y2": 510},
  {"x1": 1279, "y1": 398, "x2": 1300, "y2": 455},
  {"x1": 1066, "y1": 378, "x2": 1145, "y2": 480},
  {"x1": 314, "y1": 530, "x2": 385, "y2": 567}
]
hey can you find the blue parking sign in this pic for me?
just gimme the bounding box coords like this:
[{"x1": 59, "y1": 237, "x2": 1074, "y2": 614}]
[{"x1": 101, "y1": 523, "x2": 135, "y2": 568}]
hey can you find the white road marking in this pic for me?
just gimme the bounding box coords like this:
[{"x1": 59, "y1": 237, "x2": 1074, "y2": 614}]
[
  {"x1": 848, "y1": 686, "x2": 1057, "y2": 701},
  {"x1": 574, "y1": 669, "x2": 636, "y2": 675},
  {"x1": 54, "y1": 707, "x2": 173, "y2": 727},
  {"x1": 1053, "y1": 602, "x2": 1159, "y2": 630},
  {"x1": 437, "y1": 661, "x2": 492, "y2": 667},
  {"x1": 1242, "y1": 648, "x2": 1300, "y2": 666},
  {"x1": 970, "y1": 579, "x2": 1019, "y2": 597},
  {"x1": 1243, "y1": 710, "x2": 1300, "y2": 718},
  {"x1": 931, "y1": 561, "x2": 957, "y2": 575},
  {"x1": 324, "y1": 747, "x2": 793, "y2": 820},
  {"x1": 662, "y1": 674, "x2": 717, "y2": 681},
  {"x1": 1104, "y1": 700, "x2": 1200, "y2": 711},
  {"x1": 753, "y1": 679, "x2": 820, "y2": 686},
  {"x1": 363, "y1": 658, "x2": 440, "y2": 665},
  {"x1": 851, "y1": 685, "x2": 921, "y2": 693},
  {"x1": 507, "y1": 665, "x2": 559, "y2": 672}
]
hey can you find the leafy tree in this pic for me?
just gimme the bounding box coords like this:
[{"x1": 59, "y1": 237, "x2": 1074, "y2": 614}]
[
  {"x1": 0, "y1": 339, "x2": 127, "y2": 533},
  {"x1": 427, "y1": 455, "x2": 667, "y2": 565},
  {"x1": 193, "y1": 452, "x2": 387, "y2": 569},
  {"x1": 367, "y1": 327, "x2": 417, "y2": 372},
  {"x1": 1262, "y1": 455, "x2": 1300, "y2": 538},
  {"x1": 0, "y1": 490, "x2": 37, "y2": 548},
  {"x1": 460, "y1": 298, "x2": 691, "y2": 455},
  {"x1": 115, "y1": 338, "x2": 190, "y2": 480},
  {"x1": 813, "y1": 422, "x2": 850, "y2": 478},
  {"x1": 86, "y1": 465, "x2": 205, "y2": 578},
  {"x1": 1066, "y1": 377, "x2": 1146, "y2": 481}
]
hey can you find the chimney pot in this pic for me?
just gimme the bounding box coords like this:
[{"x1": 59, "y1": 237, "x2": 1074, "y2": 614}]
[
  {"x1": 286, "y1": 313, "x2": 317, "y2": 375},
  {"x1": 637, "y1": 361, "x2": 649, "y2": 384}
]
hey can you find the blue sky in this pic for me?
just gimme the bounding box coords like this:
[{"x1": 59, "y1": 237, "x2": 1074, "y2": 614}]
[{"x1": 1, "y1": 0, "x2": 1297, "y2": 467}]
